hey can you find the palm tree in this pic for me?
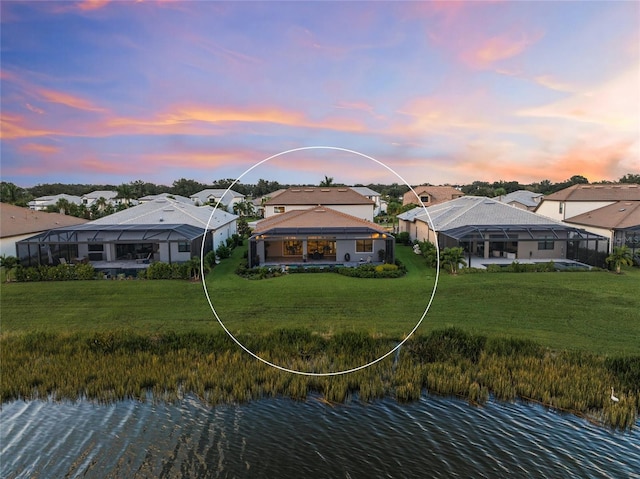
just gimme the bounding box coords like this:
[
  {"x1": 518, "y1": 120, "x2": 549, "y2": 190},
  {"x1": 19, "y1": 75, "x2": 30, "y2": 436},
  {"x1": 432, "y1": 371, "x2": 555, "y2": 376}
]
[
  {"x1": 0, "y1": 255, "x2": 18, "y2": 282},
  {"x1": 55, "y1": 198, "x2": 71, "y2": 215},
  {"x1": 116, "y1": 183, "x2": 134, "y2": 206},
  {"x1": 319, "y1": 175, "x2": 334, "y2": 187},
  {"x1": 606, "y1": 245, "x2": 633, "y2": 274},
  {"x1": 440, "y1": 247, "x2": 467, "y2": 274}
]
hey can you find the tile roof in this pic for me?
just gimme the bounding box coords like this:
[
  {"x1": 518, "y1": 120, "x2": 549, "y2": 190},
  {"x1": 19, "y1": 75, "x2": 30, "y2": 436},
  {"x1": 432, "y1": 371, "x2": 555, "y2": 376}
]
[
  {"x1": 350, "y1": 186, "x2": 381, "y2": 197},
  {"x1": 403, "y1": 185, "x2": 464, "y2": 205},
  {"x1": 400, "y1": 196, "x2": 564, "y2": 230},
  {"x1": 494, "y1": 190, "x2": 542, "y2": 207},
  {"x1": 564, "y1": 201, "x2": 640, "y2": 230},
  {"x1": 542, "y1": 184, "x2": 640, "y2": 202},
  {"x1": 138, "y1": 193, "x2": 192, "y2": 204},
  {"x1": 89, "y1": 197, "x2": 237, "y2": 229},
  {"x1": 264, "y1": 187, "x2": 375, "y2": 206},
  {"x1": 190, "y1": 189, "x2": 245, "y2": 205},
  {"x1": 253, "y1": 206, "x2": 386, "y2": 234},
  {"x1": 1, "y1": 203, "x2": 88, "y2": 238},
  {"x1": 82, "y1": 190, "x2": 118, "y2": 199}
]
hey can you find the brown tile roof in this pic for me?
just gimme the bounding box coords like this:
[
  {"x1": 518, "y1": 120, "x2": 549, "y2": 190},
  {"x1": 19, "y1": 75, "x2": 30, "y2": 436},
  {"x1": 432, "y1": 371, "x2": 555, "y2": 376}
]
[
  {"x1": 564, "y1": 201, "x2": 640, "y2": 230},
  {"x1": 253, "y1": 206, "x2": 387, "y2": 234},
  {"x1": 543, "y1": 184, "x2": 640, "y2": 201},
  {"x1": 1, "y1": 203, "x2": 89, "y2": 238},
  {"x1": 403, "y1": 186, "x2": 464, "y2": 205},
  {"x1": 264, "y1": 187, "x2": 375, "y2": 206}
]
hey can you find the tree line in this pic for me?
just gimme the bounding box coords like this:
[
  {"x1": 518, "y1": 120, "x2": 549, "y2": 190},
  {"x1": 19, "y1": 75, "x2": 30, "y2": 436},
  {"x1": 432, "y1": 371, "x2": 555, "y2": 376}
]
[{"x1": 1, "y1": 173, "x2": 638, "y2": 210}]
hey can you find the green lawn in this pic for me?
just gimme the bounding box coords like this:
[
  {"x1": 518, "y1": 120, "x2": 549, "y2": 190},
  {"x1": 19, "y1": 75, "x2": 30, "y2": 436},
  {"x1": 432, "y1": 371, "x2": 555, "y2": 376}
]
[{"x1": 1, "y1": 246, "x2": 639, "y2": 356}]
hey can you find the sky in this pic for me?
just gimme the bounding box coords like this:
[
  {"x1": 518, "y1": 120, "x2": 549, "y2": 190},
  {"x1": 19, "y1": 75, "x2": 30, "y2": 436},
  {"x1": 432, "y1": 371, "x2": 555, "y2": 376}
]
[{"x1": 1, "y1": 1, "x2": 639, "y2": 188}]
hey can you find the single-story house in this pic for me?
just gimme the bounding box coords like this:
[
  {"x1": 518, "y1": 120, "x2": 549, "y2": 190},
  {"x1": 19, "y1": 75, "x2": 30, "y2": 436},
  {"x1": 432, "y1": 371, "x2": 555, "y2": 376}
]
[
  {"x1": 137, "y1": 193, "x2": 192, "y2": 204},
  {"x1": 1, "y1": 203, "x2": 88, "y2": 258},
  {"x1": 248, "y1": 205, "x2": 394, "y2": 267},
  {"x1": 403, "y1": 185, "x2": 464, "y2": 207},
  {"x1": 16, "y1": 197, "x2": 238, "y2": 273},
  {"x1": 563, "y1": 201, "x2": 640, "y2": 254},
  {"x1": 397, "y1": 196, "x2": 607, "y2": 267},
  {"x1": 263, "y1": 187, "x2": 376, "y2": 221},
  {"x1": 493, "y1": 190, "x2": 543, "y2": 211},
  {"x1": 535, "y1": 183, "x2": 640, "y2": 222},
  {"x1": 190, "y1": 189, "x2": 245, "y2": 209},
  {"x1": 28, "y1": 194, "x2": 83, "y2": 211},
  {"x1": 81, "y1": 190, "x2": 119, "y2": 207}
]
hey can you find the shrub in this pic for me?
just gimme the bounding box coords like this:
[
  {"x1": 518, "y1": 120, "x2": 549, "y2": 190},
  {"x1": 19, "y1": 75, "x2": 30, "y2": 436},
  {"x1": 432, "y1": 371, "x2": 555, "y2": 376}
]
[
  {"x1": 13, "y1": 263, "x2": 95, "y2": 281},
  {"x1": 394, "y1": 232, "x2": 411, "y2": 245},
  {"x1": 216, "y1": 243, "x2": 232, "y2": 259},
  {"x1": 145, "y1": 262, "x2": 189, "y2": 280}
]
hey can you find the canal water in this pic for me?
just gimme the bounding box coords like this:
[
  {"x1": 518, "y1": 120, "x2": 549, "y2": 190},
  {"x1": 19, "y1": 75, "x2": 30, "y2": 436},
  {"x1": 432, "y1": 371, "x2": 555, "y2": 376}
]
[{"x1": 2, "y1": 394, "x2": 638, "y2": 478}]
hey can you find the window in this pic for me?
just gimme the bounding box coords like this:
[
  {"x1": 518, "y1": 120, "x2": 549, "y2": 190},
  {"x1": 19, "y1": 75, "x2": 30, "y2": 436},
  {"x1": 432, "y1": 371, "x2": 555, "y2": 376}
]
[
  {"x1": 274, "y1": 206, "x2": 285, "y2": 214},
  {"x1": 356, "y1": 239, "x2": 373, "y2": 253},
  {"x1": 538, "y1": 237, "x2": 554, "y2": 250},
  {"x1": 284, "y1": 240, "x2": 302, "y2": 256},
  {"x1": 558, "y1": 202, "x2": 563, "y2": 214},
  {"x1": 420, "y1": 196, "x2": 430, "y2": 203},
  {"x1": 178, "y1": 242, "x2": 190, "y2": 253}
]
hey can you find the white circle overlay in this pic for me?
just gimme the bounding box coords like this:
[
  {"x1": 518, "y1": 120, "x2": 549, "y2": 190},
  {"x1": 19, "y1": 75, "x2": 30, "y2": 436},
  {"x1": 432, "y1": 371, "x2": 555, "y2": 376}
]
[{"x1": 200, "y1": 146, "x2": 440, "y2": 376}]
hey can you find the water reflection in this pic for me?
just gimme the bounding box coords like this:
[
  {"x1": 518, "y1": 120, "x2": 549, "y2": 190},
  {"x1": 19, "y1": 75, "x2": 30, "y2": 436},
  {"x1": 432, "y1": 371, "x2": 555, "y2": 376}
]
[{"x1": 2, "y1": 395, "x2": 638, "y2": 478}]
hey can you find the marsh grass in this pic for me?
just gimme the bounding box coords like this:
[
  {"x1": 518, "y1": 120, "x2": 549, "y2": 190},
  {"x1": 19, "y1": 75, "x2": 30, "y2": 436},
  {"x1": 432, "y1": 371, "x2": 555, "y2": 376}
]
[
  {"x1": 1, "y1": 328, "x2": 637, "y2": 430},
  {"x1": 2, "y1": 246, "x2": 639, "y2": 429}
]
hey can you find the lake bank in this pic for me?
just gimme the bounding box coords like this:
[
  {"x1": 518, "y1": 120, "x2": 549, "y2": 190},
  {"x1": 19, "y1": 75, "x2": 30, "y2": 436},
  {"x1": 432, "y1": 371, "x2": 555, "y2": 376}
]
[{"x1": 2, "y1": 328, "x2": 638, "y2": 429}]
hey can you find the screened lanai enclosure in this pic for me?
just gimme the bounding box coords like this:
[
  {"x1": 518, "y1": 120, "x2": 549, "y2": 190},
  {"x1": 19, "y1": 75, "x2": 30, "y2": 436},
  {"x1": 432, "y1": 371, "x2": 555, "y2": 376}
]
[{"x1": 16, "y1": 223, "x2": 212, "y2": 273}]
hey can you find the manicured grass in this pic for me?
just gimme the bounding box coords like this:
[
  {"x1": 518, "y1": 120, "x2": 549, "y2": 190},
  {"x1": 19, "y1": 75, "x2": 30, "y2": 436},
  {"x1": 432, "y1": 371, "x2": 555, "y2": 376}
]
[{"x1": 1, "y1": 246, "x2": 639, "y2": 356}]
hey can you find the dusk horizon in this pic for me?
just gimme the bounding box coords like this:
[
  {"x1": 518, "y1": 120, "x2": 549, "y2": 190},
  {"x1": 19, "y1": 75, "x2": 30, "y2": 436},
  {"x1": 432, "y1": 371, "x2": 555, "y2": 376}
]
[{"x1": 1, "y1": 1, "x2": 638, "y2": 188}]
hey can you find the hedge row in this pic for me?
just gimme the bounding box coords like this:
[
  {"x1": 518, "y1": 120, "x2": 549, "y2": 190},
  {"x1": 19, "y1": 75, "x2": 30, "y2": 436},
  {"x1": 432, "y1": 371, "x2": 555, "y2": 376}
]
[{"x1": 14, "y1": 263, "x2": 96, "y2": 282}]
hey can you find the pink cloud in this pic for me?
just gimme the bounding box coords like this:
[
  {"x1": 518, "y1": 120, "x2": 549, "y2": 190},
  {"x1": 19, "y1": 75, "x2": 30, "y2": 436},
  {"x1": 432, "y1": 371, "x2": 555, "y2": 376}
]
[
  {"x1": 464, "y1": 32, "x2": 542, "y2": 68},
  {"x1": 37, "y1": 88, "x2": 106, "y2": 112},
  {"x1": 18, "y1": 143, "x2": 60, "y2": 155},
  {"x1": 76, "y1": 0, "x2": 111, "y2": 12}
]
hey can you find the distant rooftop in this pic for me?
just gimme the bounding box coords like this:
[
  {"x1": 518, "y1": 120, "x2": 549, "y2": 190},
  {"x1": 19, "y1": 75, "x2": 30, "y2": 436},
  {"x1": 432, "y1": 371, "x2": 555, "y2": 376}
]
[
  {"x1": 264, "y1": 187, "x2": 375, "y2": 206},
  {"x1": 542, "y1": 184, "x2": 640, "y2": 202}
]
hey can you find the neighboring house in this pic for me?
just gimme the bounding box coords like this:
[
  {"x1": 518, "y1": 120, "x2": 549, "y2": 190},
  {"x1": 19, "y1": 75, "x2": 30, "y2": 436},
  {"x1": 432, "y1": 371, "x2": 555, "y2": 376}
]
[
  {"x1": 16, "y1": 197, "x2": 238, "y2": 273},
  {"x1": 563, "y1": 201, "x2": 640, "y2": 254},
  {"x1": 494, "y1": 190, "x2": 543, "y2": 211},
  {"x1": 535, "y1": 183, "x2": 640, "y2": 221},
  {"x1": 252, "y1": 189, "x2": 287, "y2": 217},
  {"x1": 190, "y1": 189, "x2": 245, "y2": 209},
  {"x1": 137, "y1": 193, "x2": 192, "y2": 204},
  {"x1": 81, "y1": 190, "x2": 119, "y2": 208},
  {"x1": 0, "y1": 203, "x2": 88, "y2": 258},
  {"x1": 263, "y1": 187, "x2": 376, "y2": 221},
  {"x1": 397, "y1": 196, "x2": 607, "y2": 266},
  {"x1": 403, "y1": 185, "x2": 464, "y2": 207},
  {"x1": 28, "y1": 194, "x2": 82, "y2": 211},
  {"x1": 248, "y1": 205, "x2": 393, "y2": 267},
  {"x1": 350, "y1": 187, "x2": 384, "y2": 216}
]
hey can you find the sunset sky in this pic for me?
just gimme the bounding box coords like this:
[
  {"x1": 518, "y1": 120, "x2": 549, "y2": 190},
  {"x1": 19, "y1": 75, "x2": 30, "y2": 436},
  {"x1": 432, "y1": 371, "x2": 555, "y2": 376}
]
[{"x1": 1, "y1": 1, "x2": 638, "y2": 188}]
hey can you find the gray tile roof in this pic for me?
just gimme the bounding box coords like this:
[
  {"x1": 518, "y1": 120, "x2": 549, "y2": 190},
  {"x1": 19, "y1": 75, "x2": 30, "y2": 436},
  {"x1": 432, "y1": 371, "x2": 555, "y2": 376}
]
[
  {"x1": 90, "y1": 197, "x2": 237, "y2": 229},
  {"x1": 494, "y1": 190, "x2": 542, "y2": 207},
  {"x1": 190, "y1": 189, "x2": 245, "y2": 205},
  {"x1": 350, "y1": 186, "x2": 381, "y2": 197},
  {"x1": 401, "y1": 196, "x2": 564, "y2": 231}
]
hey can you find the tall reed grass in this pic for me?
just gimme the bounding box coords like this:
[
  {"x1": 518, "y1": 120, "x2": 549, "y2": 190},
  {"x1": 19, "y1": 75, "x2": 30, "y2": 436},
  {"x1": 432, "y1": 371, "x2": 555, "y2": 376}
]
[{"x1": 1, "y1": 328, "x2": 637, "y2": 430}]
